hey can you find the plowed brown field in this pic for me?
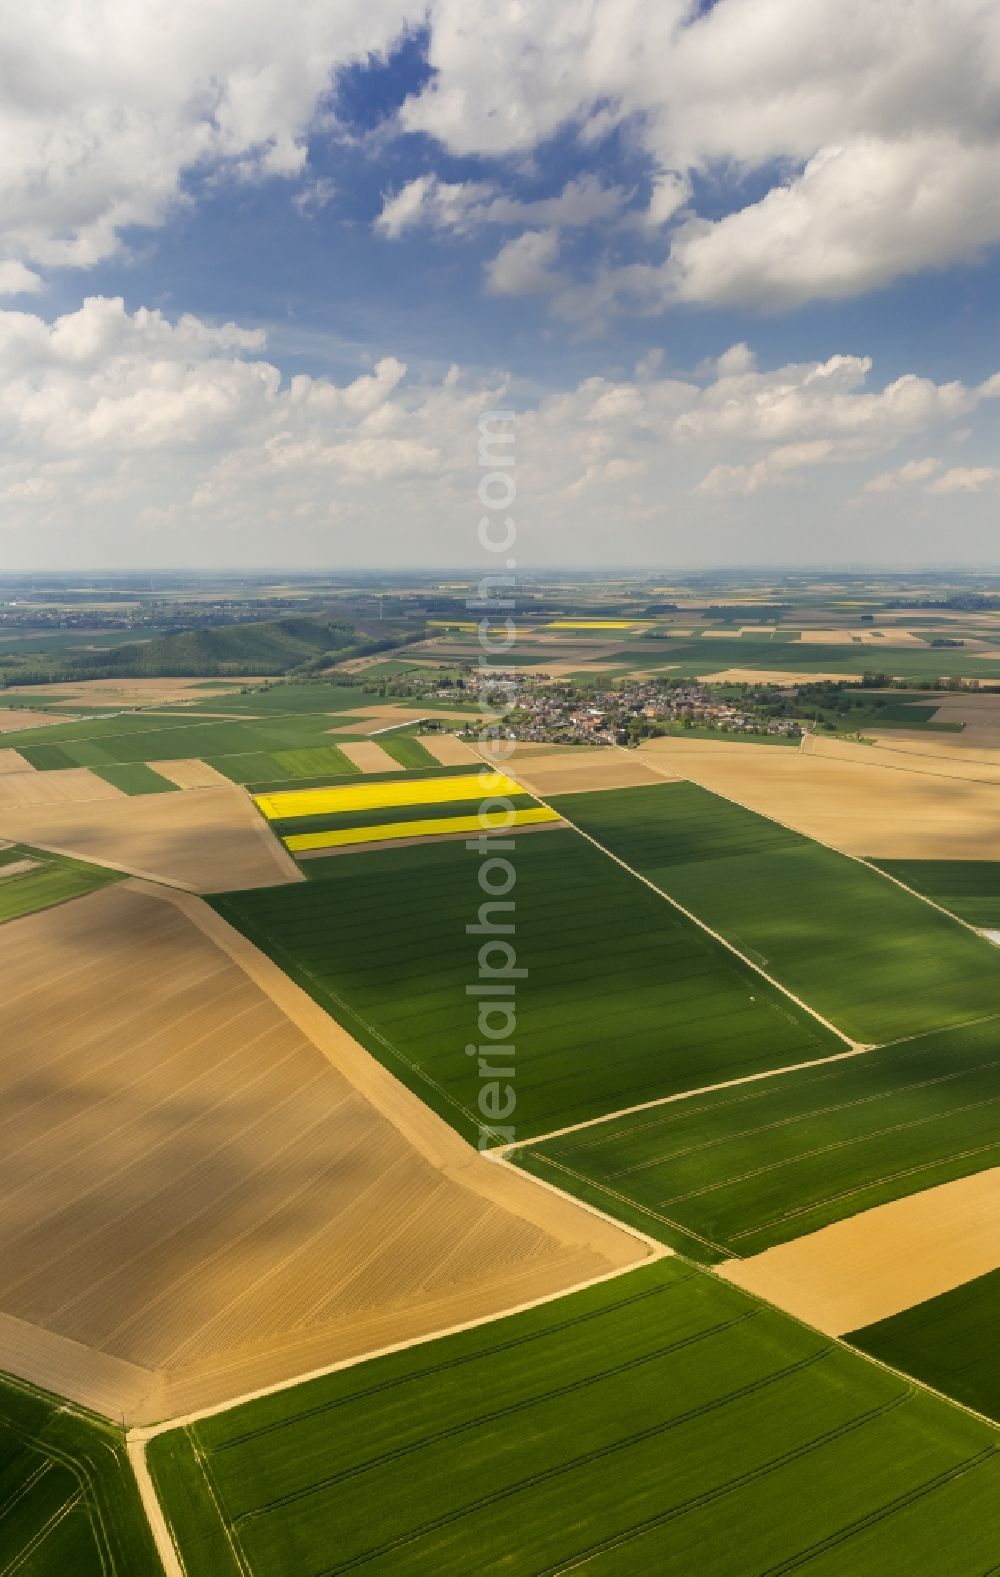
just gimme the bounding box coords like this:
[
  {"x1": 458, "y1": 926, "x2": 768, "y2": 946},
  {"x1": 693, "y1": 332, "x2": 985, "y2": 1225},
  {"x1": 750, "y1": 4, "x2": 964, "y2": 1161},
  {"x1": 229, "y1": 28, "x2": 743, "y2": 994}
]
[
  {"x1": 0, "y1": 783, "x2": 301, "y2": 889},
  {"x1": 0, "y1": 883, "x2": 647, "y2": 1422}
]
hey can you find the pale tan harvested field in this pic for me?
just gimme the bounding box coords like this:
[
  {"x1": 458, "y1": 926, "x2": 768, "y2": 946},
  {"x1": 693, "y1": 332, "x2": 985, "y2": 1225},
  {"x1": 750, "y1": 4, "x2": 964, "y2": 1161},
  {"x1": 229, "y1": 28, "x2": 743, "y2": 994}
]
[
  {"x1": 0, "y1": 768, "x2": 123, "y2": 810},
  {"x1": 719, "y1": 1169, "x2": 1000, "y2": 1335},
  {"x1": 0, "y1": 749, "x2": 32, "y2": 776},
  {"x1": 2, "y1": 676, "x2": 271, "y2": 707},
  {"x1": 511, "y1": 748, "x2": 676, "y2": 798},
  {"x1": 146, "y1": 758, "x2": 235, "y2": 790},
  {"x1": 0, "y1": 883, "x2": 647, "y2": 1422},
  {"x1": 805, "y1": 731, "x2": 1000, "y2": 785},
  {"x1": 0, "y1": 710, "x2": 80, "y2": 732},
  {"x1": 419, "y1": 733, "x2": 479, "y2": 766},
  {"x1": 699, "y1": 668, "x2": 865, "y2": 685},
  {"x1": 637, "y1": 735, "x2": 1000, "y2": 858},
  {"x1": 796, "y1": 628, "x2": 927, "y2": 647},
  {"x1": 338, "y1": 739, "x2": 405, "y2": 773},
  {"x1": 0, "y1": 784, "x2": 301, "y2": 890}
]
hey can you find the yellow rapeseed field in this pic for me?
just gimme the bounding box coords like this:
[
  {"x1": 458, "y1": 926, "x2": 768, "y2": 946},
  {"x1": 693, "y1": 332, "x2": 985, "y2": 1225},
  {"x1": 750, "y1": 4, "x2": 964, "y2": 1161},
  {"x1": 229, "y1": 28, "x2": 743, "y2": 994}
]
[
  {"x1": 287, "y1": 805, "x2": 561, "y2": 851},
  {"x1": 255, "y1": 771, "x2": 522, "y2": 822}
]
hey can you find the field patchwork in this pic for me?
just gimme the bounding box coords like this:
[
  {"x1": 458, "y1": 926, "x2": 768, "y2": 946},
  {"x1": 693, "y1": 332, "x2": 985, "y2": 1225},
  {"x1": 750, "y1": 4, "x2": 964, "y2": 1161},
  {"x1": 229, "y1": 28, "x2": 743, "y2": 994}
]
[
  {"x1": 553, "y1": 781, "x2": 1000, "y2": 1043},
  {"x1": 0, "y1": 880, "x2": 641, "y2": 1423},
  {"x1": 214, "y1": 831, "x2": 842, "y2": 1144},
  {"x1": 146, "y1": 1258, "x2": 1000, "y2": 1577},
  {"x1": 515, "y1": 1017, "x2": 1000, "y2": 1259}
]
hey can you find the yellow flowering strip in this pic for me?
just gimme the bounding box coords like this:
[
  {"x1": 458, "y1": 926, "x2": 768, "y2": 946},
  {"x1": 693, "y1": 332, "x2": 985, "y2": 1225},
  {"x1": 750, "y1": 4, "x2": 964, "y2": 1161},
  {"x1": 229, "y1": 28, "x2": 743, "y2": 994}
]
[
  {"x1": 255, "y1": 771, "x2": 521, "y2": 822},
  {"x1": 288, "y1": 805, "x2": 561, "y2": 852},
  {"x1": 544, "y1": 619, "x2": 647, "y2": 629}
]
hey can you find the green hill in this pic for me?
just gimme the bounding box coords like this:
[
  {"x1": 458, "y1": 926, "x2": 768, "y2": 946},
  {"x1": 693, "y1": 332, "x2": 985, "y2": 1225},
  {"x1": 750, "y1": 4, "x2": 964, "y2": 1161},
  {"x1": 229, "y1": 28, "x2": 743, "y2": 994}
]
[{"x1": 60, "y1": 615, "x2": 362, "y2": 677}]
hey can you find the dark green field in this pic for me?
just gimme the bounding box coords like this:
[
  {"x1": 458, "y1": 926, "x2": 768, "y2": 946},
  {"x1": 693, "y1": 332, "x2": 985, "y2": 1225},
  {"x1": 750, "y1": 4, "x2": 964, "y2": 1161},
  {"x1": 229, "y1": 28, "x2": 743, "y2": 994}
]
[
  {"x1": 553, "y1": 783, "x2": 1000, "y2": 1043},
  {"x1": 872, "y1": 859, "x2": 1000, "y2": 928},
  {"x1": 516, "y1": 1017, "x2": 1000, "y2": 1259},
  {"x1": 849, "y1": 1269, "x2": 1000, "y2": 1422},
  {"x1": 147, "y1": 1258, "x2": 1000, "y2": 1577},
  {"x1": 0, "y1": 1372, "x2": 159, "y2": 1574},
  {"x1": 212, "y1": 831, "x2": 839, "y2": 1143},
  {"x1": 0, "y1": 844, "x2": 121, "y2": 925},
  {"x1": 377, "y1": 731, "x2": 439, "y2": 768},
  {"x1": 91, "y1": 762, "x2": 179, "y2": 795}
]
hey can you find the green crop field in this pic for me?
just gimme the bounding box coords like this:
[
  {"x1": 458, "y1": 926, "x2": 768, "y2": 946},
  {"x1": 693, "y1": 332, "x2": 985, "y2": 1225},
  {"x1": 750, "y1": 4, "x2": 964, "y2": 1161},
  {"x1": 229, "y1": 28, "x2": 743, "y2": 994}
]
[
  {"x1": 377, "y1": 731, "x2": 438, "y2": 768},
  {"x1": 147, "y1": 1258, "x2": 1000, "y2": 1577},
  {"x1": 553, "y1": 783, "x2": 1000, "y2": 1043},
  {"x1": 0, "y1": 711, "x2": 366, "y2": 779},
  {"x1": 91, "y1": 762, "x2": 179, "y2": 795},
  {"x1": 848, "y1": 1268, "x2": 1000, "y2": 1422},
  {"x1": 516, "y1": 1016, "x2": 1000, "y2": 1259},
  {"x1": 211, "y1": 830, "x2": 839, "y2": 1144},
  {"x1": 872, "y1": 859, "x2": 1000, "y2": 928},
  {"x1": 579, "y1": 634, "x2": 1000, "y2": 682},
  {"x1": 0, "y1": 1372, "x2": 159, "y2": 1574},
  {"x1": 0, "y1": 844, "x2": 121, "y2": 925}
]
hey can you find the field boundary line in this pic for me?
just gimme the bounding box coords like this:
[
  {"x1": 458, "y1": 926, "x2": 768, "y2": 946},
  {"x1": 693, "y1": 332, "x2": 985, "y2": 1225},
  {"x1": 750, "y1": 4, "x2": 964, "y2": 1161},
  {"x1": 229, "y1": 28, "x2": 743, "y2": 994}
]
[
  {"x1": 633, "y1": 739, "x2": 1000, "y2": 944},
  {"x1": 485, "y1": 746, "x2": 861, "y2": 1051},
  {"x1": 126, "y1": 1256, "x2": 664, "y2": 1445},
  {"x1": 125, "y1": 1435, "x2": 185, "y2": 1577},
  {"x1": 501, "y1": 1044, "x2": 871, "y2": 1153}
]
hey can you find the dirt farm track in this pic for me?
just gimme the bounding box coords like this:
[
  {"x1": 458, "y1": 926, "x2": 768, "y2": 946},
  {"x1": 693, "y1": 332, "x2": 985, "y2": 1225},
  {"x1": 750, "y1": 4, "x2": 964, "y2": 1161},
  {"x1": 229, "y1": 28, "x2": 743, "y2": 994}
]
[{"x1": 0, "y1": 882, "x2": 645, "y2": 1423}]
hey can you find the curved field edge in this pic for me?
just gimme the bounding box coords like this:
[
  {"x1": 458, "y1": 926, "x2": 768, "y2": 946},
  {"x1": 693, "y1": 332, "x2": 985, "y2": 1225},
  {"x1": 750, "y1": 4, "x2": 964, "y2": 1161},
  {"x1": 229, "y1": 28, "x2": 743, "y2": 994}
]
[
  {"x1": 0, "y1": 1370, "x2": 161, "y2": 1575},
  {"x1": 146, "y1": 1258, "x2": 1000, "y2": 1577}
]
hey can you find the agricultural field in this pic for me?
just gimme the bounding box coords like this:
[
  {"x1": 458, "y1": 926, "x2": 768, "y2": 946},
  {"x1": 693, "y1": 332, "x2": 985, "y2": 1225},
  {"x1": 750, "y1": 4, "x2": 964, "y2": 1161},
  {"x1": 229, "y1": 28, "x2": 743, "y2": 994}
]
[
  {"x1": 871, "y1": 859, "x2": 1000, "y2": 927},
  {"x1": 91, "y1": 762, "x2": 180, "y2": 795},
  {"x1": 553, "y1": 782, "x2": 1000, "y2": 1043},
  {"x1": 0, "y1": 879, "x2": 637, "y2": 1422},
  {"x1": 0, "y1": 1372, "x2": 159, "y2": 1574},
  {"x1": 254, "y1": 767, "x2": 559, "y2": 855},
  {"x1": 515, "y1": 1016, "x2": 1000, "y2": 1260},
  {"x1": 146, "y1": 1257, "x2": 1000, "y2": 1577},
  {"x1": 636, "y1": 732, "x2": 1000, "y2": 859},
  {"x1": 849, "y1": 1267, "x2": 1000, "y2": 1422},
  {"x1": 214, "y1": 829, "x2": 841, "y2": 1144},
  {"x1": 0, "y1": 842, "x2": 121, "y2": 924}
]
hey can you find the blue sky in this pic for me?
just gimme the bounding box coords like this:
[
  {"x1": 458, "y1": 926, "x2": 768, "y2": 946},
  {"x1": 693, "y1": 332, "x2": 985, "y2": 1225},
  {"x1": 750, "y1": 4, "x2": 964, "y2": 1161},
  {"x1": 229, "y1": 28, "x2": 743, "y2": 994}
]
[{"x1": 0, "y1": 1, "x2": 998, "y2": 569}]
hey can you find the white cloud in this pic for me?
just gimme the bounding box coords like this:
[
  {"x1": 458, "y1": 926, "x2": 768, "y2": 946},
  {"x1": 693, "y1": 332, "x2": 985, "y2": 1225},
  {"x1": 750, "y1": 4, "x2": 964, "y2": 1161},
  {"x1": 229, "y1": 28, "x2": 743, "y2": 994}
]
[
  {"x1": 0, "y1": 1, "x2": 422, "y2": 270},
  {"x1": 399, "y1": 0, "x2": 1000, "y2": 308},
  {"x1": 0, "y1": 299, "x2": 996, "y2": 563},
  {"x1": 485, "y1": 231, "x2": 563, "y2": 297},
  {"x1": 864, "y1": 457, "x2": 942, "y2": 492},
  {"x1": 0, "y1": 261, "x2": 42, "y2": 296},
  {"x1": 926, "y1": 466, "x2": 1000, "y2": 494},
  {"x1": 375, "y1": 173, "x2": 625, "y2": 238}
]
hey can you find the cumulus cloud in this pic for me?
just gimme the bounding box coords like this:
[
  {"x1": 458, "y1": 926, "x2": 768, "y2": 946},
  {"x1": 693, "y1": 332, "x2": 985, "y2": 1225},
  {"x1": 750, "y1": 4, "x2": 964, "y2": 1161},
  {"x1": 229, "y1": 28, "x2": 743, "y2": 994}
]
[
  {"x1": 485, "y1": 231, "x2": 563, "y2": 296},
  {"x1": 399, "y1": 0, "x2": 1000, "y2": 308},
  {"x1": 0, "y1": 0, "x2": 421, "y2": 270},
  {"x1": 375, "y1": 173, "x2": 626, "y2": 239},
  {"x1": 926, "y1": 466, "x2": 1000, "y2": 494},
  {"x1": 0, "y1": 300, "x2": 995, "y2": 562}
]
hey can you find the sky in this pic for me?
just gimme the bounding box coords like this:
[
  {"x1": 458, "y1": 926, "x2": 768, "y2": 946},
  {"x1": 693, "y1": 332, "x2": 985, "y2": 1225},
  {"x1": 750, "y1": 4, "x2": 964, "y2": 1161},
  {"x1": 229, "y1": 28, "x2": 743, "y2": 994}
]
[{"x1": 0, "y1": 0, "x2": 999, "y2": 572}]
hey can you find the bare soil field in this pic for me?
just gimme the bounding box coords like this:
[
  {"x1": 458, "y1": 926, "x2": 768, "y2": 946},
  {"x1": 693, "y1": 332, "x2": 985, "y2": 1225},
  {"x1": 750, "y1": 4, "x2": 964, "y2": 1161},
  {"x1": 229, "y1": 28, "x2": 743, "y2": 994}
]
[
  {"x1": 147, "y1": 758, "x2": 235, "y2": 790},
  {"x1": 0, "y1": 783, "x2": 301, "y2": 889},
  {"x1": 0, "y1": 749, "x2": 32, "y2": 776},
  {"x1": 806, "y1": 732, "x2": 1000, "y2": 784},
  {"x1": 718, "y1": 1169, "x2": 1000, "y2": 1335},
  {"x1": 2, "y1": 676, "x2": 270, "y2": 707},
  {"x1": 0, "y1": 882, "x2": 646, "y2": 1422},
  {"x1": 338, "y1": 739, "x2": 404, "y2": 773},
  {"x1": 418, "y1": 733, "x2": 478, "y2": 766},
  {"x1": 0, "y1": 709, "x2": 81, "y2": 731},
  {"x1": 638, "y1": 736, "x2": 1000, "y2": 858},
  {"x1": 0, "y1": 767, "x2": 123, "y2": 810},
  {"x1": 700, "y1": 667, "x2": 866, "y2": 685},
  {"x1": 509, "y1": 748, "x2": 676, "y2": 798}
]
